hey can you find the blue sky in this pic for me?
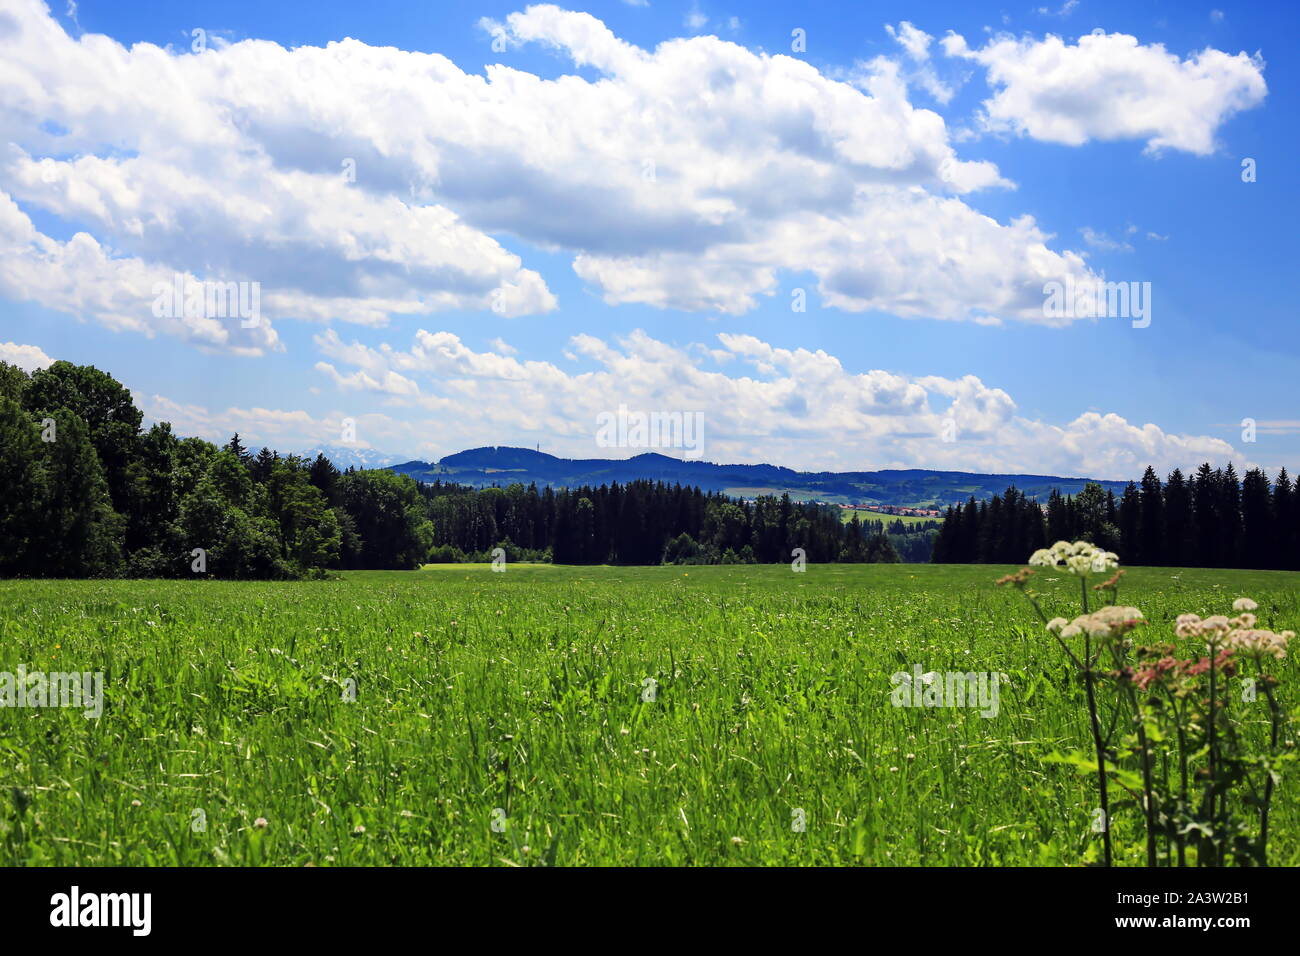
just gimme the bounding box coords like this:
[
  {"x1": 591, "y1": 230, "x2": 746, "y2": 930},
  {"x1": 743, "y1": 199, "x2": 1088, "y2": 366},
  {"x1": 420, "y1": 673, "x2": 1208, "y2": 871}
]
[{"x1": 1, "y1": 0, "x2": 1296, "y2": 479}]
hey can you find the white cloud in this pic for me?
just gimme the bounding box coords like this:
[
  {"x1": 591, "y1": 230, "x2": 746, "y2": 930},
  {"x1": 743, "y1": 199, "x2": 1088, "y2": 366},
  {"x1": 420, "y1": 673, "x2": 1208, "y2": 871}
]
[
  {"x1": 1248, "y1": 420, "x2": 1300, "y2": 436},
  {"x1": 303, "y1": 326, "x2": 1241, "y2": 477},
  {"x1": 0, "y1": 340, "x2": 55, "y2": 372},
  {"x1": 0, "y1": 193, "x2": 281, "y2": 355},
  {"x1": 4, "y1": 153, "x2": 556, "y2": 324},
  {"x1": 1036, "y1": 1, "x2": 1079, "y2": 17},
  {"x1": 0, "y1": 0, "x2": 1109, "y2": 336},
  {"x1": 137, "y1": 392, "x2": 426, "y2": 455},
  {"x1": 0, "y1": 0, "x2": 557, "y2": 353},
  {"x1": 946, "y1": 29, "x2": 1266, "y2": 155},
  {"x1": 1079, "y1": 226, "x2": 1133, "y2": 252},
  {"x1": 884, "y1": 21, "x2": 956, "y2": 103}
]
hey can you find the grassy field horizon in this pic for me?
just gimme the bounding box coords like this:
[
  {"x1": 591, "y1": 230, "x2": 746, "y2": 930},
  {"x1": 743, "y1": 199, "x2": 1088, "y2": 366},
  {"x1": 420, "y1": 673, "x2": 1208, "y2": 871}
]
[{"x1": 3, "y1": 563, "x2": 1296, "y2": 866}]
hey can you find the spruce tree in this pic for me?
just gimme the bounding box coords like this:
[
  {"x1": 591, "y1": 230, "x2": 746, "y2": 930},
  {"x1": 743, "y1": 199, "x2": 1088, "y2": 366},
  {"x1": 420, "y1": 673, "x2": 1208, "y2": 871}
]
[
  {"x1": 1118, "y1": 482, "x2": 1142, "y2": 564},
  {"x1": 1164, "y1": 469, "x2": 1193, "y2": 566},
  {"x1": 1138, "y1": 466, "x2": 1165, "y2": 566},
  {"x1": 1274, "y1": 469, "x2": 1295, "y2": 570},
  {"x1": 1240, "y1": 468, "x2": 1273, "y2": 570},
  {"x1": 1220, "y1": 463, "x2": 1243, "y2": 566},
  {"x1": 1192, "y1": 464, "x2": 1219, "y2": 566}
]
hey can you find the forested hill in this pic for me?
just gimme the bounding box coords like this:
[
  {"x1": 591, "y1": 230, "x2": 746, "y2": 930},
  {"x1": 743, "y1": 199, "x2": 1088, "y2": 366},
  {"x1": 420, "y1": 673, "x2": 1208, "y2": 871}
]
[
  {"x1": 0, "y1": 360, "x2": 933, "y2": 578},
  {"x1": 388, "y1": 446, "x2": 1131, "y2": 509}
]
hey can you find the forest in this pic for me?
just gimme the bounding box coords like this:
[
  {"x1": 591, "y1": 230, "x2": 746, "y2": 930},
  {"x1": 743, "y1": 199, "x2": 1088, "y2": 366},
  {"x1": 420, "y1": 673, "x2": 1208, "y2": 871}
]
[
  {"x1": 0, "y1": 361, "x2": 932, "y2": 578},
  {"x1": 931, "y1": 465, "x2": 1299, "y2": 569}
]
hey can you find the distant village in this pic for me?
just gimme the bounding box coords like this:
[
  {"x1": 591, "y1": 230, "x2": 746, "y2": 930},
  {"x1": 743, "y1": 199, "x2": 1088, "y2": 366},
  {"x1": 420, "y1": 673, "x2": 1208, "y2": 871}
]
[
  {"x1": 734, "y1": 497, "x2": 945, "y2": 518},
  {"x1": 838, "y1": 503, "x2": 943, "y2": 519}
]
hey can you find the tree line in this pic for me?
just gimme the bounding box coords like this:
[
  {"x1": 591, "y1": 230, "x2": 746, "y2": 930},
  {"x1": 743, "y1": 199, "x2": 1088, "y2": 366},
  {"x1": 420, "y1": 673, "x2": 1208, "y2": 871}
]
[
  {"x1": 420, "y1": 478, "x2": 931, "y2": 565},
  {"x1": 0, "y1": 360, "x2": 935, "y2": 578},
  {"x1": 931, "y1": 464, "x2": 1300, "y2": 569}
]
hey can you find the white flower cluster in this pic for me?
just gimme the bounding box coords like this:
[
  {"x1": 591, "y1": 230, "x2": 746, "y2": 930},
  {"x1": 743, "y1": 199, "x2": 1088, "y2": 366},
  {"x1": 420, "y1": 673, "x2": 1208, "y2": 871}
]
[
  {"x1": 1029, "y1": 540, "x2": 1120, "y2": 577},
  {"x1": 1047, "y1": 606, "x2": 1144, "y2": 642},
  {"x1": 1177, "y1": 598, "x2": 1291, "y2": 660},
  {"x1": 1230, "y1": 629, "x2": 1292, "y2": 661}
]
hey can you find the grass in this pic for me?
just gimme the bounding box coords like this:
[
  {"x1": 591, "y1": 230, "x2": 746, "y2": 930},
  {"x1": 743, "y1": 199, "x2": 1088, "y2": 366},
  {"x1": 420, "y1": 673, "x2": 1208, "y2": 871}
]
[
  {"x1": 837, "y1": 509, "x2": 938, "y2": 526},
  {"x1": 1, "y1": 564, "x2": 1296, "y2": 866}
]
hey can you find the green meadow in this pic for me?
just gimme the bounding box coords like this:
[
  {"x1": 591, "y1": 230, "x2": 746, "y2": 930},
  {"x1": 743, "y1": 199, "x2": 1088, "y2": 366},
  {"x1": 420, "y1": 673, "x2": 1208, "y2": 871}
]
[
  {"x1": 836, "y1": 508, "x2": 937, "y2": 526},
  {"x1": 1, "y1": 564, "x2": 1296, "y2": 866}
]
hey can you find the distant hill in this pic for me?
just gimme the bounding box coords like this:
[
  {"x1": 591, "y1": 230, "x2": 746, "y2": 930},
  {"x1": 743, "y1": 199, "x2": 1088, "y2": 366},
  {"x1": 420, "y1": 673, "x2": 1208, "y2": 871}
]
[{"x1": 386, "y1": 445, "x2": 1131, "y2": 509}]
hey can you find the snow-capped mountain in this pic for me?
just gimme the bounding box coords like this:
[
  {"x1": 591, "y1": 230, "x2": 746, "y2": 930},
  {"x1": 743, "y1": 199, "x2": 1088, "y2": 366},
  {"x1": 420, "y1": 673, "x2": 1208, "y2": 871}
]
[{"x1": 299, "y1": 444, "x2": 401, "y2": 470}]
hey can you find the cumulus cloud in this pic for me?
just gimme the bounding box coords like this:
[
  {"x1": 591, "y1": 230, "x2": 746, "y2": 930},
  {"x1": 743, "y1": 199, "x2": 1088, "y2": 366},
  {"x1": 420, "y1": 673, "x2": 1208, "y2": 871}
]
[
  {"x1": 945, "y1": 29, "x2": 1267, "y2": 155},
  {"x1": 0, "y1": 0, "x2": 1109, "y2": 337},
  {"x1": 302, "y1": 326, "x2": 1240, "y2": 478},
  {"x1": 884, "y1": 21, "x2": 956, "y2": 103},
  {"x1": 0, "y1": 193, "x2": 281, "y2": 355},
  {"x1": 0, "y1": 340, "x2": 55, "y2": 371},
  {"x1": 0, "y1": 0, "x2": 556, "y2": 354}
]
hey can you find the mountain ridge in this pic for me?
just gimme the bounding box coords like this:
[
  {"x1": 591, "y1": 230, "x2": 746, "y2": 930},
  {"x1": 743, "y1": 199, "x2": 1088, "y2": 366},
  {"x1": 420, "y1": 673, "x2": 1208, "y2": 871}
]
[{"x1": 365, "y1": 445, "x2": 1132, "y2": 509}]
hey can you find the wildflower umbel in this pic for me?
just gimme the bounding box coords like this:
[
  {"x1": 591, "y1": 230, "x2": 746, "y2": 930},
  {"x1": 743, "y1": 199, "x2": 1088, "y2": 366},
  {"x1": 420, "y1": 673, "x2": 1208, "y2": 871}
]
[
  {"x1": 1004, "y1": 539, "x2": 1128, "y2": 866},
  {"x1": 994, "y1": 568, "x2": 1035, "y2": 587},
  {"x1": 1002, "y1": 552, "x2": 1294, "y2": 868},
  {"x1": 1229, "y1": 629, "x2": 1291, "y2": 661},
  {"x1": 1174, "y1": 602, "x2": 1291, "y2": 659},
  {"x1": 1093, "y1": 569, "x2": 1125, "y2": 592},
  {"x1": 1172, "y1": 599, "x2": 1291, "y2": 660},
  {"x1": 1047, "y1": 606, "x2": 1144, "y2": 643},
  {"x1": 1124, "y1": 647, "x2": 1238, "y2": 691},
  {"x1": 1029, "y1": 540, "x2": 1119, "y2": 577}
]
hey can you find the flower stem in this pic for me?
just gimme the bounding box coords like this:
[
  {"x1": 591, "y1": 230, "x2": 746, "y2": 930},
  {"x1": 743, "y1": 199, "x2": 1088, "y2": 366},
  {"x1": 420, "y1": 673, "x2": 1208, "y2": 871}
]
[
  {"x1": 1260, "y1": 664, "x2": 1280, "y2": 867},
  {"x1": 1204, "y1": 647, "x2": 1218, "y2": 867},
  {"x1": 1083, "y1": 631, "x2": 1112, "y2": 867},
  {"x1": 1122, "y1": 681, "x2": 1158, "y2": 867}
]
